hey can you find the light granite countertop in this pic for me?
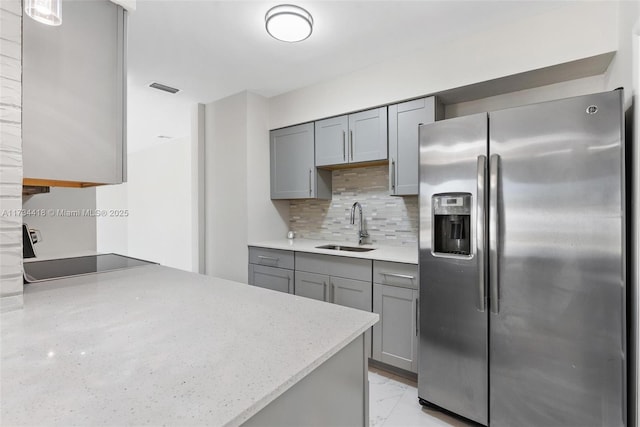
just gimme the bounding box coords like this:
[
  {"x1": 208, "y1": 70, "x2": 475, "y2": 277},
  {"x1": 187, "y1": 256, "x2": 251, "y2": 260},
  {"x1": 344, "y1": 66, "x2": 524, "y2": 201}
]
[
  {"x1": 1, "y1": 265, "x2": 378, "y2": 426},
  {"x1": 248, "y1": 238, "x2": 418, "y2": 264}
]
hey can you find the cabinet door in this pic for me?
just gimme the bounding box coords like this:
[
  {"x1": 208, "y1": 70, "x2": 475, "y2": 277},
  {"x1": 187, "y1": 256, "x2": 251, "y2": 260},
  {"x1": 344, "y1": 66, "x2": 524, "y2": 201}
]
[
  {"x1": 295, "y1": 271, "x2": 330, "y2": 302},
  {"x1": 315, "y1": 115, "x2": 348, "y2": 166},
  {"x1": 349, "y1": 107, "x2": 387, "y2": 163},
  {"x1": 270, "y1": 123, "x2": 315, "y2": 199},
  {"x1": 332, "y1": 277, "x2": 373, "y2": 358},
  {"x1": 331, "y1": 277, "x2": 372, "y2": 311},
  {"x1": 372, "y1": 284, "x2": 418, "y2": 373},
  {"x1": 388, "y1": 98, "x2": 436, "y2": 196},
  {"x1": 249, "y1": 264, "x2": 293, "y2": 294},
  {"x1": 22, "y1": 0, "x2": 126, "y2": 184}
]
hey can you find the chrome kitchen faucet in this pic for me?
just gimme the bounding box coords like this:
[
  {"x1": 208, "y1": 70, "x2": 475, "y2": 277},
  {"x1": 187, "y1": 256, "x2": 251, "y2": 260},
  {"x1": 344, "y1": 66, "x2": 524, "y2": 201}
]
[{"x1": 350, "y1": 201, "x2": 369, "y2": 245}]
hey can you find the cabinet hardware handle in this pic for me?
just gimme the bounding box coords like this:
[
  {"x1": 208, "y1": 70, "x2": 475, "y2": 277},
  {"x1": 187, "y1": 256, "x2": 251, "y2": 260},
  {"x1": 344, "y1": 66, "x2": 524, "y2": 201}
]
[
  {"x1": 288, "y1": 275, "x2": 291, "y2": 293},
  {"x1": 257, "y1": 255, "x2": 279, "y2": 262},
  {"x1": 308, "y1": 168, "x2": 312, "y2": 196},
  {"x1": 380, "y1": 272, "x2": 415, "y2": 280},
  {"x1": 476, "y1": 155, "x2": 487, "y2": 312},
  {"x1": 342, "y1": 131, "x2": 346, "y2": 161},
  {"x1": 489, "y1": 154, "x2": 500, "y2": 314},
  {"x1": 415, "y1": 297, "x2": 419, "y2": 336},
  {"x1": 391, "y1": 159, "x2": 396, "y2": 193},
  {"x1": 349, "y1": 130, "x2": 354, "y2": 161}
]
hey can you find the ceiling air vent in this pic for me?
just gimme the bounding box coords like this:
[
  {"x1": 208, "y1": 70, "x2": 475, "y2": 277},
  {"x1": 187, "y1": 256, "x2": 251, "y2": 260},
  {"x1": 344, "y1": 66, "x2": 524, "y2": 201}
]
[{"x1": 149, "y1": 82, "x2": 180, "y2": 94}]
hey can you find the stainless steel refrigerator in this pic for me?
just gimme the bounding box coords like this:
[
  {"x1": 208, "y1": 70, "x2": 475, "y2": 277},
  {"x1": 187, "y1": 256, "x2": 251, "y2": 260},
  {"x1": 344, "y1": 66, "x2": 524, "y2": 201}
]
[{"x1": 417, "y1": 90, "x2": 626, "y2": 427}]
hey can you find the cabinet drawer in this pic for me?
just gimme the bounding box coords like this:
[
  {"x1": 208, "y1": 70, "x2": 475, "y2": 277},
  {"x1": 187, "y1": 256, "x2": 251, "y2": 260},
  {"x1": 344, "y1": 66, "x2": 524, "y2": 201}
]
[
  {"x1": 296, "y1": 252, "x2": 372, "y2": 281},
  {"x1": 249, "y1": 247, "x2": 294, "y2": 270},
  {"x1": 248, "y1": 264, "x2": 293, "y2": 294},
  {"x1": 373, "y1": 261, "x2": 418, "y2": 289}
]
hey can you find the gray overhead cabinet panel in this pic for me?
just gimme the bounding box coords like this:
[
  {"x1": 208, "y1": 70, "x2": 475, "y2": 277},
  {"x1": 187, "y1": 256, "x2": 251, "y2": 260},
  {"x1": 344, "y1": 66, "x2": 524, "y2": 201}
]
[
  {"x1": 315, "y1": 107, "x2": 388, "y2": 167},
  {"x1": 388, "y1": 97, "x2": 442, "y2": 196},
  {"x1": 372, "y1": 261, "x2": 419, "y2": 373},
  {"x1": 270, "y1": 123, "x2": 331, "y2": 200},
  {"x1": 22, "y1": 0, "x2": 127, "y2": 187}
]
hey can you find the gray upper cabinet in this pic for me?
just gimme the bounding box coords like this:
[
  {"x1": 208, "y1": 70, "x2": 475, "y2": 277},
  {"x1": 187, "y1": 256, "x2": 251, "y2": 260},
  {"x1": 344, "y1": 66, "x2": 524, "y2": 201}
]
[
  {"x1": 270, "y1": 123, "x2": 331, "y2": 200},
  {"x1": 315, "y1": 116, "x2": 349, "y2": 166},
  {"x1": 22, "y1": 0, "x2": 126, "y2": 185},
  {"x1": 350, "y1": 107, "x2": 387, "y2": 163},
  {"x1": 388, "y1": 97, "x2": 442, "y2": 196},
  {"x1": 315, "y1": 107, "x2": 387, "y2": 167}
]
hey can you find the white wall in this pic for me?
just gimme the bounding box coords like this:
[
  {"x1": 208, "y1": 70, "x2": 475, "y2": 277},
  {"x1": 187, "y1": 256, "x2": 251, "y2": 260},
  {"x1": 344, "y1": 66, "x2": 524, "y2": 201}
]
[
  {"x1": 246, "y1": 92, "x2": 289, "y2": 243},
  {"x1": 204, "y1": 92, "x2": 249, "y2": 282},
  {"x1": 0, "y1": 0, "x2": 23, "y2": 312},
  {"x1": 96, "y1": 182, "x2": 128, "y2": 255},
  {"x1": 97, "y1": 137, "x2": 194, "y2": 272},
  {"x1": 203, "y1": 91, "x2": 288, "y2": 283},
  {"x1": 634, "y1": 18, "x2": 640, "y2": 427},
  {"x1": 268, "y1": 1, "x2": 618, "y2": 129},
  {"x1": 22, "y1": 187, "x2": 97, "y2": 258},
  {"x1": 127, "y1": 138, "x2": 192, "y2": 270}
]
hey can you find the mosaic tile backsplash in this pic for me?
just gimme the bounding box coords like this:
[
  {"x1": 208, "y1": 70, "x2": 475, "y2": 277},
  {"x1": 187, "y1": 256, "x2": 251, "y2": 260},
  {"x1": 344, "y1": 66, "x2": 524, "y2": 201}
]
[{"x1": 290, "y1": 165, "x2": 418, "y2": 247}]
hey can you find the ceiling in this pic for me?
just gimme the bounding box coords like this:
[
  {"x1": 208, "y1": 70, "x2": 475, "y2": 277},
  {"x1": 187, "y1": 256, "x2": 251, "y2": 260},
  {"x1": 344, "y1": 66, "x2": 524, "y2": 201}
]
[{"x1": 127, "y1": 0, "x2": 564, "y2": 153}]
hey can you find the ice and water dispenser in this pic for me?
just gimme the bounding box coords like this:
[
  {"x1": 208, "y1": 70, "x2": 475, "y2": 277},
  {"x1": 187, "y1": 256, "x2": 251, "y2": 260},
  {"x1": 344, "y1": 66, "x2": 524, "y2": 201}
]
[{"x1": 432, "y1": 193, "x2": 472, "y2": 256}]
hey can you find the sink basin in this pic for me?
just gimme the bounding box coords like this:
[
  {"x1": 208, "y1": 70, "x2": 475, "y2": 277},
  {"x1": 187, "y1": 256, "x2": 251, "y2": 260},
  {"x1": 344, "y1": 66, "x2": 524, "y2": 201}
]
[{"x1": 316, "y1": 244, "x2": 376, "y2": 252}]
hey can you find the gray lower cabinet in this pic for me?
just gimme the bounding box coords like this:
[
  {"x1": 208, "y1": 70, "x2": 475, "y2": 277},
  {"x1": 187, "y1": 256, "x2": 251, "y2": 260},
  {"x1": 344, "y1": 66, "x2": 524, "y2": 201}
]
[
  {"x1": 248, "y1": 247, "x2": 294, "y2": 294},
  {"x1": 388, "y1": 97, "x2": 443, "y2": 195},
  {"x1": 331, "y1": 276, "x2": 371, "y2": 312},
  {"x1": 372, "y1": 261, "x2": 419, "y2": 373},
  {"x1": 270, "y1": 123, "x2": 331, "y2": 200},
  {"x1": 23, "y1": 0, "x2": 127, "y2": 185},
  {"x1": 295, "y1": 271, "x2": 329, "y2": 302},
  {"x1": 249, "y1": 264, "x2": 293, "y2": 294},
  {"x1": 295, "y1": 252, "x2": 373, "y2": 357},
  {"x1": 315, "y1": 107, "x2": 387, "y2": 167}
]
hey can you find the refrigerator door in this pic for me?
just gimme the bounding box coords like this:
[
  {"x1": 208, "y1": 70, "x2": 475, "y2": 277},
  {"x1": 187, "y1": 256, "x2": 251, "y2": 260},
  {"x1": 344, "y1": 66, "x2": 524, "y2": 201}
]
[
  {"x1": 489, "y1": 91, "x2": 625, "y2": 427},
  {"x1": 418, "y1": 113, "x2": 488, "y2": 425}
]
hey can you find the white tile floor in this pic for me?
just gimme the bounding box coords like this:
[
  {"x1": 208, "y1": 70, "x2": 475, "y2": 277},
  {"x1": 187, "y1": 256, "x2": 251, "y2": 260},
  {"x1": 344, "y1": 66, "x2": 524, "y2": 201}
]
[{"x1": 369, "y1": 367, "x2": 474, "y2": 427}]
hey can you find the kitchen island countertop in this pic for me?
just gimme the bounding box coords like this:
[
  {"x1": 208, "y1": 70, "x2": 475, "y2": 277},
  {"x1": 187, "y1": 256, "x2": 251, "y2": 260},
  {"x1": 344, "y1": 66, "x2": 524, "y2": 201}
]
[
  {"x1": 248, "y1": 238, "x2": 418, "y2": 264},
  {"x1": 1, "y1": 264, "x2": 378, "y2": 426}
]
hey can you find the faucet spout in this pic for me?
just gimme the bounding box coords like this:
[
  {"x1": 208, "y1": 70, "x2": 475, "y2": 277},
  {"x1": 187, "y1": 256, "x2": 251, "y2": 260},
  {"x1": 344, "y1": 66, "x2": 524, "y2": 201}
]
[{"x1": 350, "y1": 202, "x2": 369, "y2": 245}]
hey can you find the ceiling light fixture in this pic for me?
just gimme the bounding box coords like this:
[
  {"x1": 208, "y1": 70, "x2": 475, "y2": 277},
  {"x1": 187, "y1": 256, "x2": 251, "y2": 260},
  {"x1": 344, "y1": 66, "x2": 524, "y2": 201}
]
[
  {"x1": 265, "y1": 4, "x2": 313, "y2": 43},
  {"x1": 25, "y1": 0, "x2": 62, "y2": 26}
]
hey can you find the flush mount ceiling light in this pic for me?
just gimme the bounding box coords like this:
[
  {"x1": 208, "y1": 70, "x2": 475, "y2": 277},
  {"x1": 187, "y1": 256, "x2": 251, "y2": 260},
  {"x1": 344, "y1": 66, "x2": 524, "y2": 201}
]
[
  {"x1": 265, "y1": 4, "x2": 313, "y2": 43},
  {"x1": 25, "y1": 0, "x2": 62, "y2": 26}
]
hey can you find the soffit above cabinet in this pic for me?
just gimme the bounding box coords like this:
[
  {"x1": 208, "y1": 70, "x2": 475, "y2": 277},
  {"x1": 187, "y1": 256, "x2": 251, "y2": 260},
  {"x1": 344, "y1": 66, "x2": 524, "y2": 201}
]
[{"x1": 436, "y1": 52, "x2": 615, "y2": 105}]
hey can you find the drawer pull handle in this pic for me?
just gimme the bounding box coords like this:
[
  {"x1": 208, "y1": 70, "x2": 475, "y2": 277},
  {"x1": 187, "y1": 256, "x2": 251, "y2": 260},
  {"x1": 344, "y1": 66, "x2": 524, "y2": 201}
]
[
  {"x1": 258, "y1": 255, "x2": 280, "y2": 262},
  {"x1": 380, "y1": 272, "x2": 415, "y2": 280}
]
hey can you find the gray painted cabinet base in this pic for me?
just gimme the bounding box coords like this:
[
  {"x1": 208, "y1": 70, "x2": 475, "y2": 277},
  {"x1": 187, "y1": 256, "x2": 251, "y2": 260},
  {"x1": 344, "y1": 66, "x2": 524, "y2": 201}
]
[
  {"x1": 373, "y1": 284, "x2": 418, "y2": 373},
  {"x1": 244, "y1": 334, "x2": 368, "y2": 427}
]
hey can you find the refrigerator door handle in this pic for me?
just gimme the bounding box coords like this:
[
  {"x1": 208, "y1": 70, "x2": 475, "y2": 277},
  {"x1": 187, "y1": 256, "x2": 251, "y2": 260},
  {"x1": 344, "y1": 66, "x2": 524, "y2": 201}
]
[
  {"x1": 489, "y1": 154, "x2": 500, "y2": 314},
  {"x1": 476, "y1": 155, "x2": 487, "y2": 312}
]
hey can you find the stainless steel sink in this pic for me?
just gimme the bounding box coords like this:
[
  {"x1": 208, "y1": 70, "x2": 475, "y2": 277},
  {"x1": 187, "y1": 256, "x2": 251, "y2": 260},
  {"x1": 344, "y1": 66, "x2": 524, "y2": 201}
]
[{"x1": 316, "y1": 244, "x2": 376, "y2": 252}]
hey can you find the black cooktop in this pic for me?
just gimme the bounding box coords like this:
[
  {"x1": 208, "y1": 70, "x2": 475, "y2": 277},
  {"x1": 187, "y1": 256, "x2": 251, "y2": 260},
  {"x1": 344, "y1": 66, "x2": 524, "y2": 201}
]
[{"x1": 23, "y1": 254, "x2": 155, "y2": 283}]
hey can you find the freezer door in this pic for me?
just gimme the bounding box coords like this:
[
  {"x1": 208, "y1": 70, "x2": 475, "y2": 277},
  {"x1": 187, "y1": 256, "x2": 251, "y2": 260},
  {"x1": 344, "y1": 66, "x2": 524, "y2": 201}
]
[
  {"x1": 418, "y1": 113, "x2": 488, "y2": 425},
  {"x1": 489, "y1": 91, "x2": 625, "y2": 427}
]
